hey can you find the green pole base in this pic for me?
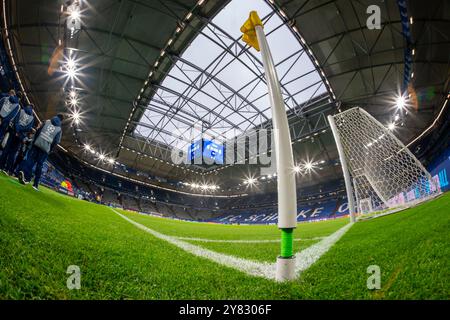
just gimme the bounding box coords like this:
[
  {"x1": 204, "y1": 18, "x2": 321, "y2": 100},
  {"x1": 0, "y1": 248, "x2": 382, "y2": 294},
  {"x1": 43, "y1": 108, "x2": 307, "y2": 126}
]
[{"x1": 280, "y1": 228, "x2": 294, "y2": 258}]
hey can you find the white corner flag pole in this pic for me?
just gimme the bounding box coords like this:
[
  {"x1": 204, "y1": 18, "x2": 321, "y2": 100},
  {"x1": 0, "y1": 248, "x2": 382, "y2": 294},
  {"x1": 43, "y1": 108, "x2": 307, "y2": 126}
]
[{"x1": 254, "y1": 24, "x2": 298, "y2": 281}]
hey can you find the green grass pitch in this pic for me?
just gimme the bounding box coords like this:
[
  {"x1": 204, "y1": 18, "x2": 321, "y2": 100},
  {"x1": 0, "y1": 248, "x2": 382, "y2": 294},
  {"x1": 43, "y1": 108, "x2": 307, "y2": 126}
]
[{"x1": 0, "y1": 173, "x2": 449, "y2": 299}]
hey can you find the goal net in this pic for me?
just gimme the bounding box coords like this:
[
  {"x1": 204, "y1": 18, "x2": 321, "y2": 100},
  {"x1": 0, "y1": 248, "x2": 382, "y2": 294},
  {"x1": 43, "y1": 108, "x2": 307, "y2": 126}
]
[{"x1": 328, "y1": 107, "x2": 440, "y2": 217}]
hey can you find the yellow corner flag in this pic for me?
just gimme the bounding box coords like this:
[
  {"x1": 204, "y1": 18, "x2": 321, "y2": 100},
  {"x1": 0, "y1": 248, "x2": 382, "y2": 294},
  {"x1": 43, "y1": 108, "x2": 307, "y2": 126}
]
[{"x1": 240, "y1": 11, "x2": 263, "y2": 51}]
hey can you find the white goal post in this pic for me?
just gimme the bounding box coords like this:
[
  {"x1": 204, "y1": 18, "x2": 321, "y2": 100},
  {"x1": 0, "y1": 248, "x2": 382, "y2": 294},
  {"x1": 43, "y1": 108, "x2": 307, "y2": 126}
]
[{"x1": 328, "y1": 107, "x2": 441, "y2": 220}]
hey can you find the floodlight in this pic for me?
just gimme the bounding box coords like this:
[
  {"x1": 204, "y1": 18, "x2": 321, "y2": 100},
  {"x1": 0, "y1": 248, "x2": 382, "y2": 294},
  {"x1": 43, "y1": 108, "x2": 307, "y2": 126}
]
[{"x1": 396, "y1": 96, "x2": 406, "y2": 109}]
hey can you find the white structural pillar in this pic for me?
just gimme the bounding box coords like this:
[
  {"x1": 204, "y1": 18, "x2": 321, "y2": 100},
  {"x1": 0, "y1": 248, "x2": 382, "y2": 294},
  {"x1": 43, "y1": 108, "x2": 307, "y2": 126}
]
[
  {"x1": 254, "y1": 20, "x2": 297, "y2": 281},
  {"x1": 328, "y1": 115, "x2": 356, "y2": 223}
]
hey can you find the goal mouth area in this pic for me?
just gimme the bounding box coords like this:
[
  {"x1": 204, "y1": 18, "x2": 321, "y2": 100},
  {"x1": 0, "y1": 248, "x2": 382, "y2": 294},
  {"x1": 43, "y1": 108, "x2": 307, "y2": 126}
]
[{"x1": 355, "y1": 191, "x2": 443, "y2": 221}]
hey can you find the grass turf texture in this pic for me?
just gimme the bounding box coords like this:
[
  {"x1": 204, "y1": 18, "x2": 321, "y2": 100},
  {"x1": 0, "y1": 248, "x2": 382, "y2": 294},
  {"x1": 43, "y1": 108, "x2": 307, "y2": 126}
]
[
  {"x1": 117, "y1": 208, "x2": 348, "y2": 240},
  {"x1": 182, "y1": 238, "x2": 320, "y2": 263},
  {"x1": 0, "y1": 173, "x2": 449, "y2": 299}
]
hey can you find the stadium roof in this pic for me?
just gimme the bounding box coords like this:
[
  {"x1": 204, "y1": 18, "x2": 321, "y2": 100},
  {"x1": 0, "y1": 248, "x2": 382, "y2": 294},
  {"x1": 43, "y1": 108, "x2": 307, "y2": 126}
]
[
  {"x1": 134, "y1": 0, "x2": 329, "y2": 150},
  {"x1": 3, "y1": 0, "x2": 449, "y2": 193}
]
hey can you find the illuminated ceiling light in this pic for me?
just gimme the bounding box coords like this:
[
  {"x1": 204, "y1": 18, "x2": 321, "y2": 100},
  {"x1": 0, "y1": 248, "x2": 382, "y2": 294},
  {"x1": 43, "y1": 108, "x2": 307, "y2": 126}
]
[
  {"x1": 99, "y1": 154, "x2": 105, "y2": 161},
  {"x1": 197, "y1": 0, "x2": 205, "y2": 5},
  {"x1": 69, "y1": 90, "x2": 76, "y2": 98},
  {"x1": 71, "y1": 110, "x2": 81, "y2": 124},
  {"x1": 66, "y1": 58, "x2": 76, "y2": 70},
  {"x1": 84, "y1": 144, "x2": 91, "y2": 151},
  {"x1": 67, "y1": 69, "x2": 76, "y2": 78},
  {"x1": 245, "y1": 177, "x2": 256, "y2": 185},
  {"x1": 412, "y1": 48, "x2": 415, "y2": 55},
  {"x1": 409, "y1": 16, "x2": 413, "y2": 25},
  {"x1": 107, "y1": 158, "x2": 115, "y2": 164},
  {"x1": 294, "y1": 166, "x2": 301, "y2": 173},
  {"x1": 394, "y1": 114, "x2": 400, "y2": 121},
  {"x1": 388, "y1": 123, "x2": 396, "y2": 130},
  {"x1": 70, "y1": 8, "x2": 81, "y2": 20},
  {"x1": 304, "y1": 161, "x2": 314, "y2": 171},
  {"x1": 70, "y1": 98, "x2": 78, "y2": 106},
  {"x1": 396, "y1": 96, "x2": 406, "y2": 109},
  {"x1": 186, "y1": 12, "x2": 192, "y2": 20}
]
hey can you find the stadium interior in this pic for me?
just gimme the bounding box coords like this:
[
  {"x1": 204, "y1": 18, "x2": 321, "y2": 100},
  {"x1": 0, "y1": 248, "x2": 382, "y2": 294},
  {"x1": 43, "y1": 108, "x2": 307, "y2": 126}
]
[
  {"x1": 2, "y1": 0, "x2": 448, "y2": 223},
  {"x1": 0, "y1": 0, "x2": 449, "y2": 302}
]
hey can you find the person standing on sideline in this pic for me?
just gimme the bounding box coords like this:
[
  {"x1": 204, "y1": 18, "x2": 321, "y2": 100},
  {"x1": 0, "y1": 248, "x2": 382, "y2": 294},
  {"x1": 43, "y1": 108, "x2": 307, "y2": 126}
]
[
  {"x1": 12, "y1": 128, "x2": 36, "y2": 175},
  {"x1": 0, "y1": 89, "x2": 16, "y2": 99},
  {"x1": 0, "y1": 104, "x2": 35, "y2": 174},
  {"x1": 0, "y1": 90, "x2": 20, "y2": 143},
  {"x1": 18, "y1": 114, "x2": 64, "y2": 190}
]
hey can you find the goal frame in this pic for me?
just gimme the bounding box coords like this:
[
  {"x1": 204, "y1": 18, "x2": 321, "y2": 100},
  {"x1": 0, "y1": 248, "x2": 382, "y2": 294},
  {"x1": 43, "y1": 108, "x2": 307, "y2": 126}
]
[{"x1": 328, "y1": 107, "x2": 441, "y2": 220}]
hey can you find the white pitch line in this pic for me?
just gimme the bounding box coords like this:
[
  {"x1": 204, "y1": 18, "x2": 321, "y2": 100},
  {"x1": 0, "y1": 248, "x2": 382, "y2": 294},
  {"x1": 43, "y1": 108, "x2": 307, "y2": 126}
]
[
  {"x1": 295, "y1": 222, "x2": 354, "y2": 273},
  {"x1": 111, "y1": 209, "x2": 275, "y2": 279},
  {"x1": 111, "y1": 208, "x2": 353, "y2": 280},
  {"x1": 174, "y1": 236, "x2": 324, "y2": 243}
]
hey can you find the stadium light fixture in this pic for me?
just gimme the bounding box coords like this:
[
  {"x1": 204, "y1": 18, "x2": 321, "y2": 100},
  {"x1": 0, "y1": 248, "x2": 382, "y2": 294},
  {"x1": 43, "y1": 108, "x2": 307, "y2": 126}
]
[
  {"x1": 245, "y1": 177, "x2": 256, "y2": 185},
  {"x1": 69, "y1": 90, "x2": 77, "y2": 98},
  {"x1": 67, "y1": 68, "x2": 77, "y2": 79},
  {"x1": 71, "y1": 110, "x2": 81, "y2": 124},
  {"x1": 388, "y1": 123, "x2": 396, "y2": 130},
  {"x1": 107, "y1": 158, "x2": 115, "y2": 164},
  {"x1": 66, "y1": 58, "x2": 76, "y2": 70},
  {"x1": 70, "y1": 98, "x2": 78, "y2": 106},
  {"x1": 84, "y1": 144, "x2": 91, "y2": 151},
  {"x1": 396, "y1": 96, "x2": 406, "y2": 109},
  {"x1": 71, "y1": 9, "x2": 80, "y2": 20},
  {"x1": 293, "y1": 166, "x2": 301, "y2": 173},
  {"x1": 304, "y1": 161, "x2": 315, "y2": 173}
]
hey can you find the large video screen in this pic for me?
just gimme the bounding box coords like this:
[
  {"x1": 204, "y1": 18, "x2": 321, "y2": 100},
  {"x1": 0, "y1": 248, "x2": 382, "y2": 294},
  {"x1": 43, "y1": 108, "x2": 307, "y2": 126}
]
[{"x1": 188, "y1": 139, "x2": 224, "y2": 165}]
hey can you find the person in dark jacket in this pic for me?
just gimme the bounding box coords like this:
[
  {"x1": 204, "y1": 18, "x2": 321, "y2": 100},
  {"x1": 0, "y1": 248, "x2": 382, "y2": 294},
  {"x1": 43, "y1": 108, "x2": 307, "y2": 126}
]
[
  {"x1": 0, "y1": 104, "x2": 35, "y2": 174},
  {"x1": 18, "y1": 114, "x2": 64, "y2": 190},
  {"x1": 0, "y1": 89, "x2": 16, "y2": 99},
  {"x1": 12, "y1": 128, "x2": 36, "y2": 174},
  {"x1": 0, "y1": 90, "x2": 20, "y2": 143}
]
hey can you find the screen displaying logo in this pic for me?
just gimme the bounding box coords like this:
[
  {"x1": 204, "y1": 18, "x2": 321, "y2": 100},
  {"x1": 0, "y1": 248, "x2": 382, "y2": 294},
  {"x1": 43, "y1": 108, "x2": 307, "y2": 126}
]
[{"x1": 188, "y1": 139, "x2": 224, "y2": 165}]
